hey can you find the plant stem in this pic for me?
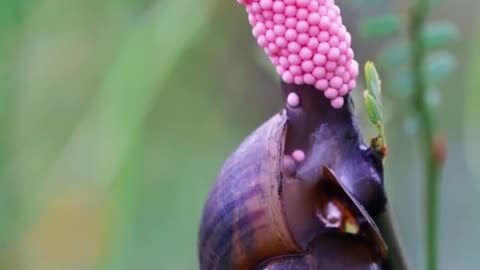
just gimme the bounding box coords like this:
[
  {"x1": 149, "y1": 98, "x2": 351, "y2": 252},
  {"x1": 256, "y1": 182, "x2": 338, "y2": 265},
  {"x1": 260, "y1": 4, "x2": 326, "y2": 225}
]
[{"x1": 409, "y1": 1, "x2": 443, "y2": 270}]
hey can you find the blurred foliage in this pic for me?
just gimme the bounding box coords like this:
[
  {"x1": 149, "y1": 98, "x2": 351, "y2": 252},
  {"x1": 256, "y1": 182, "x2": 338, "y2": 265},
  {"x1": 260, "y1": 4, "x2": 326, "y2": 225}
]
[{"x1": 0, "y1": 0, "x2": 479, "y2": 270}]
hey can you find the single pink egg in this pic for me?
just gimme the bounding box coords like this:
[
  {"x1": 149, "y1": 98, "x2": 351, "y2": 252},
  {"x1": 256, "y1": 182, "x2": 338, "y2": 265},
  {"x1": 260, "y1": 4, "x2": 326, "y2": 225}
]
[
  {"x1": 273, "y1": 14, "x2": 286, "y2": 24},
  {"x1": 330, "y1": 76, "x2": 343, "y2": 89},
  {"x1": 313, "y1": 54, "x2": 326, "y2": 65},
  {"x1": 297, "y1": 8, "x2": 309, "y2": 20},
  {"x1": 285, "y1": 6, "x2": 297, "y2": 17},
  {"x1": 315, "y1": 79, "x2": 329, "y2": 90},
  {"x1": 301, "y1": 60, "x2": 315, "y2": 73},
  {"x1": 285, "y1": 17, "x2": 298, "y2": 28},
  {"x1": 325, "y1": 88, "x2": 339, "y2": 99},
  {"x1": 299, "y1": 47, "x2": 313, "y2": 60},
  {"x1": 276, "y1": 37, "x2": 288, "y2": 48},
  {"x1": 288, "y1": 42, "x2": 301, "y2": 53},
  {"x1": 304, "y1": 73, "x2": 316, "y2": 84},
  {"x1": 296, "y1": 0, "x2": 309, "y2": 8},
  {"x1": 273, "y1": 2, "x2": 285, "y2": 13},
  {"x1": 313, "y1": 67, "x2": 326, "y2": 79},
  {"x1": 282, "y1": 71, "x2": 294, "y2": 83},
  {"x1": 285, "y1": 29, "x2": 298, "y2": 41},
  {"x1": 288, "y1": 54, "x2": 301, "y2": 65},
  {"x1": 289, "y1": 65, "x2": 302, "y2": 75},
  {"x1": 331, "y1": 97, "x2": 345, "y2": 109},
  {"x1": 294, "y1": 75, "x2": 304, "y2": 85},
  {"x1": 296, "y1": 21, "x2": 309, "y2": 33},
  {"x1": 292, "y1": 149, "x2": 306, "y2": 162},
  {"x1": 297, "y1": 33, "x2": 310, "y2": 45}
]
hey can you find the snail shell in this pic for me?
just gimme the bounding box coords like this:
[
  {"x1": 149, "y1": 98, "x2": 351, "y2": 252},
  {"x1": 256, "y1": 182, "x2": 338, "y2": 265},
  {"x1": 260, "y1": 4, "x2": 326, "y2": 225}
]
[
  {"x1": 198, "y1": 109, "x2": 387, "y2": 270},
  {"x1": 199, "y1": 112, "x2": 298, "y2": 270}
]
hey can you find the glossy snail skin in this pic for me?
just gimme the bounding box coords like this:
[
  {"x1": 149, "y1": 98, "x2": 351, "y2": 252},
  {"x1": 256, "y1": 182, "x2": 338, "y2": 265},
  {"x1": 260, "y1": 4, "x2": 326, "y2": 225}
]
[{"x1": 198, "y1": 84, "x2": 387, "y2": 270}]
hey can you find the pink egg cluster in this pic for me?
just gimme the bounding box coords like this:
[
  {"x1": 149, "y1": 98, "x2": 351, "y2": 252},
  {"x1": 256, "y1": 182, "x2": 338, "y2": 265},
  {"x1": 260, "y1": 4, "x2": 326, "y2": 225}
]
[{"x1": 237, "y1": 0, "x2": 359, "y2": 108}]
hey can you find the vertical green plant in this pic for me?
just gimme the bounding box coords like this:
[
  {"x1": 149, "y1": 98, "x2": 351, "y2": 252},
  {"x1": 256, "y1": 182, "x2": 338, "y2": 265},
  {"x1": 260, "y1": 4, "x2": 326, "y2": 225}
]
[
  {"x1": 409, "y1": 1, "x2": 444, "y2": 270},
  {"x1": 351, "y1": 1, "x2": 458, "y2": 270}
]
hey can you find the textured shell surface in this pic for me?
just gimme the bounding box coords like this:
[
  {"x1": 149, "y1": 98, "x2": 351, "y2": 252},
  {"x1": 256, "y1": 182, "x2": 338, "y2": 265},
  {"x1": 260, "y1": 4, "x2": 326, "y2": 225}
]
[{"x1": 198, "y1": 111, "x2": 300, "y2": 270}]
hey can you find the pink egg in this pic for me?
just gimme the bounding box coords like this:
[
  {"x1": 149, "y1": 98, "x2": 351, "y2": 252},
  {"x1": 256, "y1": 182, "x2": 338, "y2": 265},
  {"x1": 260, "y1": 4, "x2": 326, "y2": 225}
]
[
  {"x1": 288, "y1": 42, "x2": 301, "y2": 53},
  {"x1": 317, "y1": 42, "x2": 330, "y2": 54},
  {"x1": 274, "y1": 25, "x2": 286, "y2": 36},
  {"x1": 313, "y1": 67, "x2": 326, "y2": 79},
  {"x1": 340, "y1": 84, "x2": 349, "y2": 95},
  {"x1": 301, "y1": 60, "x2": 315, "y2": 73},
  {"x1": 285, "y1": 17, "x2": 298, "y2": 28},
  {"x1": 276, "y1": 37, "x2": 288, "y2": 48},
  {"x1": 304, "y1": 73, "x2": 316, "y2": 84},
  {"x1": 272, "y1": 1, "x2": 285, "y2": 13},
  {"x1": 297, "y1": 33, "x2": 310, "y2": 45},
  {"x1": 285, "y1": 29, "x2": 297, "y2": 41},
  {"x1": 273, "y1": 14, "x2": 286, "y2": 24},
  {"x1": 294, "y1": 75, "x2": 304, "y2": 85},
  {"x1": 285, "y1": 6, "x2": 297, "y2": 17},
  {"x1": 319, "y1": 16, "x2": 330, "y2": 30},
  {"x1": 308, "y1": 25, "x2": 320, "y2": 36},
  {"x1": 299, "y1": 47, "x2": 313, "y2": 60},
  {"x1": 288, "y1": 54, "x2": 301, "y2": 65},
  {"x1": 331, "y1": 97, "x2": 344, "y2": 109},
  {"x1": 296, "y1": 21, "x2": 309, "y2": 33},
  {"x1": 307, "y1": 38, "x2": 319, "y2": 50},
  {"x1": 308, "y1": 13, "x2": 321, "y2": 25},
  {"x1": 276, "y1": 66, "x2": 285, "y2": 75},
  {"x1": 279, "y1": 56, "x2": 289, "y2": 68},
  {"x1": 296, "y1": 0, "x2": 309, "y2": 8},
  {"x1": 318, "y1": 31, "x2": 330, "y2": 42},
  {"x1": 330, "y1": 76, "x2": 343, "y2": 89},
  {"x1": 282, "y1": 71, "x2": 294, "y2": 83},
  {"x1": 308, "y1": 1, "x2": 319, "y2": 12},
  {"x1": 315, "y1": 79, "x2": 329, "y2": 90},
  {"x1": 290, "y1": 65, "x2": 302, "y2": 75},
  {"x1": 325, "y1": 61, "x2": 337, "y2": 72},
  {"x1": 325, "y1": 88, "x2": 338, "y2": 99},
  {"x1": 313, "y1": 54, "x2": 326, "y2": 65},
  {"x1": 327, "y1": 47, "x2": 340, "y2": 60},
  {"x1": 297, "y1": 8, "x2": 309, "y2": 20}
]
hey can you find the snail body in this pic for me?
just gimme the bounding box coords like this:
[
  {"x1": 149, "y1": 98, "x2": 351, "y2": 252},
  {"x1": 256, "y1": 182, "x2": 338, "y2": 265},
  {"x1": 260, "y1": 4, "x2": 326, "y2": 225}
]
[{"x1": 199, "y1": 85, "x2": 388, "y2": 270}]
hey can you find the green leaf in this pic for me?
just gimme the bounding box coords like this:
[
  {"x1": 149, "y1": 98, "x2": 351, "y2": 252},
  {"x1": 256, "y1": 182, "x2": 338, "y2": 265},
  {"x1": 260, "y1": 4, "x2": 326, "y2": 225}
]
[
  {"x1": 364, "y1": 62, "x2": 382, "y2": 104},
  {"x1": 359, "y1": 14, "x2": 401, "y2": 39},
  {"x1": 364, "y1": 91, "x2": 382, "y2": 125},
  {"x1": 423, "y1": 22, "x2": 459, "y2": 50},
  {"x1": 425, "y1": 51, "x2": 456, "y2": 83}
]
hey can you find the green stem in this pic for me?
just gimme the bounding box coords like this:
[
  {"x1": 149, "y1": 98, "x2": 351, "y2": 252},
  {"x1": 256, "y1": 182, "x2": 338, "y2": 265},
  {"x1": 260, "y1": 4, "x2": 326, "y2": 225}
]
[{"x1": 409, "y1": 1, "x2": 443, "y2": 270}]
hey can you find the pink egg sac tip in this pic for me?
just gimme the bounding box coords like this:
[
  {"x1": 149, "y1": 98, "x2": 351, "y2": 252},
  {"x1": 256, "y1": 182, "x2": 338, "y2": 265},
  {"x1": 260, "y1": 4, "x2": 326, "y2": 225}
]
[{"x1": 237, "y1": 0, "x2": 358, "y2": 108}]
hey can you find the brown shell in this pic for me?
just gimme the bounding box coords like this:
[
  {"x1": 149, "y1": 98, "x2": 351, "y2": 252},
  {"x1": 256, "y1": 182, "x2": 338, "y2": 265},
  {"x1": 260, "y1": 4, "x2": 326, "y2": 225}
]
[{"x1": 198, "y1": 111, "x2": 300, "y2": 270}]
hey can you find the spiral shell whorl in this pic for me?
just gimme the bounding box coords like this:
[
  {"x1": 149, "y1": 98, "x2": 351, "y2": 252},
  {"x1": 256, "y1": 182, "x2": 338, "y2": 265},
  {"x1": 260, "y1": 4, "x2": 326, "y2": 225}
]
[
  {"x1": 237, "y1": 0, "x2": 359, "y2": 108},
  {"x1": 198, "y1": 113, "x2": 299, "y2": 270}
]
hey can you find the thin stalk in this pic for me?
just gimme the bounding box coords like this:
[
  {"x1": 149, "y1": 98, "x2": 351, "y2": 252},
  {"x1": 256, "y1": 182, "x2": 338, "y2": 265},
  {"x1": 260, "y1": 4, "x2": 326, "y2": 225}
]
[{"x1": 409, "y1": 1, "x2": 443, "y2": 270}]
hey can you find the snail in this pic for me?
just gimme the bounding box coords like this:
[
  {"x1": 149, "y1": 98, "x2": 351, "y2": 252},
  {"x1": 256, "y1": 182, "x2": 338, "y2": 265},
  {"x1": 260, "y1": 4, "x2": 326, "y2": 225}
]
[
  {"x1": 198, "y1": 0, "x2": 405, "y2": 269},
  {"x1": 198, "y1": 84, "x2": 387, "y2": 270}
]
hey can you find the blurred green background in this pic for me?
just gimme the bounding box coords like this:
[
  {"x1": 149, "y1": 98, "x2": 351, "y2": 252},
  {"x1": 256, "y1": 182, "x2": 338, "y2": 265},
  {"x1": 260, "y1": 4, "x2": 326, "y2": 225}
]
[{"x1": 0, "y1": 0, "x2": 479, "y2": 269}]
